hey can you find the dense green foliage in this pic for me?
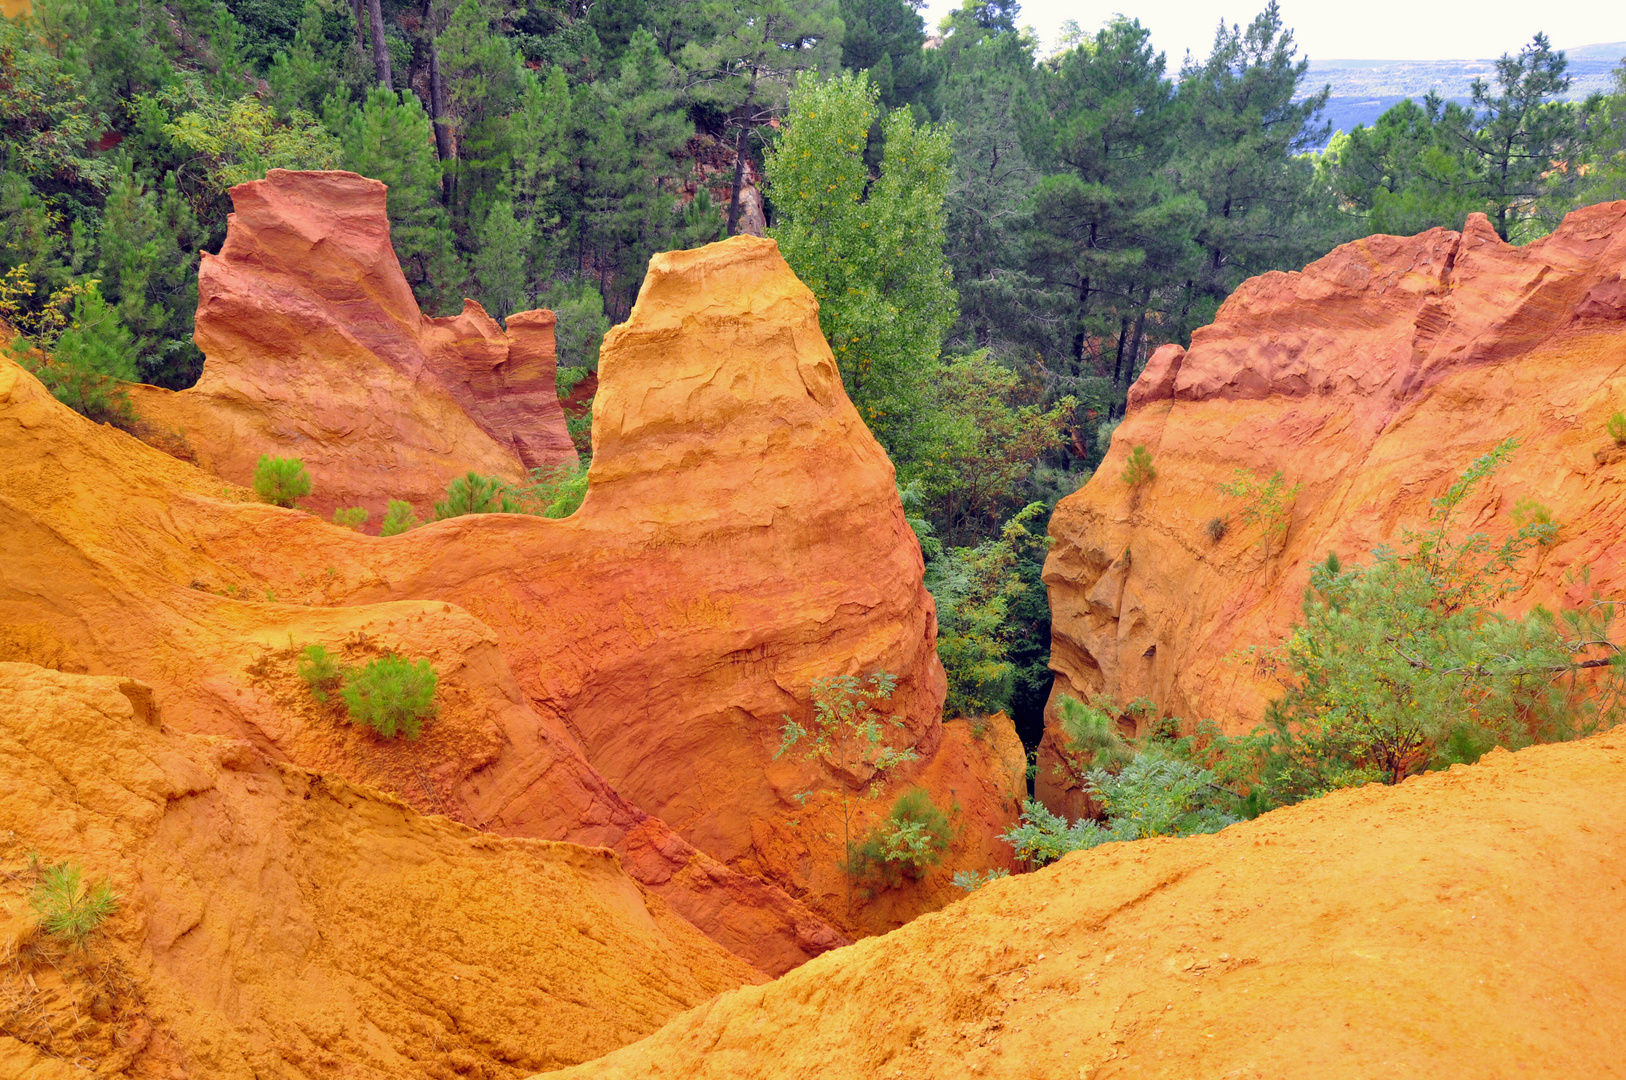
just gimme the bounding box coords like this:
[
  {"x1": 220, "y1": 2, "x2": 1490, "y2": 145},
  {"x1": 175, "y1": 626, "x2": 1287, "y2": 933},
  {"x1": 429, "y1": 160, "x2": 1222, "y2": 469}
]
[
  {"x1": 1321, "y1": 35, "x2": 1626, "y2": 241},
  {"x1": 29, "y1": 858, "x2": 119, "y2": 943},
  {"x1": 1005, "y1": 753, "x2": 1237, "y2": 866},
  {"x1": 339, "y1": 653, "x2": 439, "y2": 739},
  {"x1": 252, "y1": 454, "x2": 312, "y2": 507},
  {"x1": 848, "y1": 786, "x2": 956, "y2": 887}
]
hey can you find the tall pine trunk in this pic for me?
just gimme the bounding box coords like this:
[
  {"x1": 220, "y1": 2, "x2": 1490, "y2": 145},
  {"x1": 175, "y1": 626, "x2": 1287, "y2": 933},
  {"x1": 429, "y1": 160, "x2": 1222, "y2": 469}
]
[
  {"x1": 725, "y1": 72, "x2": 760, "y2": 237},
  {"x1": 366, "y1": 0, "x2": 392, "y2": 88}
]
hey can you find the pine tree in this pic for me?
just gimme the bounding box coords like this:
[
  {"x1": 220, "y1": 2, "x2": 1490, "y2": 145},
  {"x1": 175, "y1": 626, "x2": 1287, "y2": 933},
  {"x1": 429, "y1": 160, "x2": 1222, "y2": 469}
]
[
  {"x1": 472, "y1": 200, "x2": 531, "y2": 319},
  {"x1": 335, "y1": 87, "x2": 464, "y2": 313},
  {"x1": 96, "y1": 164, "x2": 203, "y2": 388}
]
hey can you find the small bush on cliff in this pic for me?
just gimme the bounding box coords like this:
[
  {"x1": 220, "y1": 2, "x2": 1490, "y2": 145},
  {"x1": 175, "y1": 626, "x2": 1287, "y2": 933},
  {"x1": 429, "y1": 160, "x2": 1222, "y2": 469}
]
[
  {"x1": 776, "y1": 672, "x2": 920, "y2": 911},
  {"x1": 1609, "y1": 412, "x2": 1626, "y2": 447},
  {"x1": 1510, "y1": 496, "x2": 1556, "y2": 542},
  {"x1": 380, "y1": 500, "x2": 420, "y2": 536},
  {"x1": 1217, "y1": 468, "x2": 1301, "y2": 551},
  {"x1": 434, "y1": 472, "x2": 515, "y2": 519},
  {"x1": 1054, "y1": 693, "x2": 1137, "y2": 776},
  {"x1": 1120, "y1": 445, "x2": 1156, "y2": 488},
  {"x1": 332, "y1": 507, "x2": 368, "y2": 531},
  {"x1": 253, "y1": 455, "x2": 312, "y2": 508},
  {"x1": 556, "y1": 365, "x2": 591, "y2": 398},
  {"x1": 339, "y1": 654, "x2": 438, "y2": 739},
  {"x1": 848, "y1": 788, "x2": 956, "y2": 888},
  {"x1": 29, "y1": 859, "x2": 119, "y2": 944},
  {"x1": 297, "y1": 644, "x2": 344, "y2": 702},
  {"x1": 1206, "y1": 516, "x2": 1229, "y2": 543}
]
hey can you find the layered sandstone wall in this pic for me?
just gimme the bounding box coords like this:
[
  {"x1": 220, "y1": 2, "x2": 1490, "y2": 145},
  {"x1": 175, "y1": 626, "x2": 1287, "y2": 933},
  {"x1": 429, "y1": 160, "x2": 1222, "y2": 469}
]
[
  {"x1": 1039, "y1": 204, "x2": 1626, "y2": 812},
  {"x1": 1, "y1": 225, "x2": 1022, "y2": 961},
  {"x1": 0, "y1": 662, "x2": 761, "y2": 1078},
  {"x1": 127, "y1": 170, "x2": 576, "y2": 520}
]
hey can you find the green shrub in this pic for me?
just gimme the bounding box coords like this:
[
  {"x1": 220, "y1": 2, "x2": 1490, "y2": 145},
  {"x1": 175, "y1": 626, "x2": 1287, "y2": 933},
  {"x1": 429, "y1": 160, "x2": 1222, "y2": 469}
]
[
  {"x1": 29, "y1": 860, "x2": 118, "y2": 943},
  {"x1": 297, "y1": 643, "x2": 343, "y2": 702},
  {"x1": 379, "y1": 499, "x2": 420, "y2": 536},
  {"x1": 1217, "y1": 467, "x2": 1301, "y2": 550},
  {"x1": 507, "y1": 463, "x2": 589, "y2": 519},
  {"x1": 433, "y1": 471, "x2": 514, "y2": 519},
  {"x1": 848, "y1": 787, "x2": 956, "y2": 887},
  {"x1": 1003, "y1": 753, "x2": 1238, "y2": 866},
  {"x1": 253, "y1": 455, "x2": 312, "y2": 508},
  {"x1": 1187, "y1": 440, "x2": 1622, "y2": 812},
  {"x1": 556, "y1": 365, "x2": 591, "y2": 398},
  {"x1": 339, "y1": 654, "x2": 438, "y2": 739},
  {"x1": 1120, "y1": 444, "x2": 1156, "y2": 488},
  {"x1": 1609, "y1": 411, "x2": 1626, "y2": 447},
  {"x1": 1055, "y1": 693, "x2": 1137, "y2": 775},
  {"x1": 1510, "y1": 495, "x2": 1556, "y2": 542},
  {"x1": 952, "y1": 868, "x2": 1009, "y2": 892},
  {"x1": 332, "y1": 506, "x2": 368, "y2": 531}
]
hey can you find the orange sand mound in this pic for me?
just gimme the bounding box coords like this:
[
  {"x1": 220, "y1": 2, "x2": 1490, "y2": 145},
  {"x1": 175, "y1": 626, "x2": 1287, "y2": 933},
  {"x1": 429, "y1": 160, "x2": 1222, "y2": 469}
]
[
  {"x1": 0, "y1": 662, "x2": 761, "y2": 1079},
  {"x1": 540, "y1": 729, "x2": 1626, "y2": 1079}
]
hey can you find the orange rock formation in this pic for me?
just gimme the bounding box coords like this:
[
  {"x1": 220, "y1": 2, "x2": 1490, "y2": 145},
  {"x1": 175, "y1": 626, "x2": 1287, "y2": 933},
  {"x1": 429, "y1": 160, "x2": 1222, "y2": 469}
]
[
  {"x1": 541, "y1": 729, "x2": 1626, "y2": 1079},
  {"x1": 127, "y1": 170, "x2": 577, "y2": 521},
  {"x1": 1041, "y1": 204, "x2": 1626, "y2": 810},
  {"x1": 0, "y1": 662, "x2": 761, "y2": 1078},
  {"x1": 1, "y1": 228, "x2": 1022, "y2": 967}
]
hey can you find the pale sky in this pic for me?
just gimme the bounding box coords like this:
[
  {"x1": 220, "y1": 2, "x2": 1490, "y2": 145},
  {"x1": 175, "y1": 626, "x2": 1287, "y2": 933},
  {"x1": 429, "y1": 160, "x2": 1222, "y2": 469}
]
[{"x1": 917, "y1": 0, "x2": 1626, "y2": 63}]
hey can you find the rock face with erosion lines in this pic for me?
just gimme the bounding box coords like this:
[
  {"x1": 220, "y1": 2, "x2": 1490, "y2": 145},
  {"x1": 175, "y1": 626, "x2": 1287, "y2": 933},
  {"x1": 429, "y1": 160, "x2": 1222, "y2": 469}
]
[
  {"x1": 0, "y1": 231, "x2": 1022, "y2": 968},
  {"x1": 1040, "y1": 204, "x2": 1626, "y2": 813},
  {"x1": 540, "y1": 730, "x2": 1626, "y2": 1080},
  {"x1": 126, "y1": 170, "x2": 577, "y2": 521},
  {"x1": 0, "y1": 662, "x2": 761, "y2": 1078}
]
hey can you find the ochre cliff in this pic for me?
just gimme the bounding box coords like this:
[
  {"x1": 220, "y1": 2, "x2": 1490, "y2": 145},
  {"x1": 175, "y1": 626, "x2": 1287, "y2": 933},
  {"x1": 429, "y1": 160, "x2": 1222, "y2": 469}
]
[
  {"x1": 1041, "y1": 204, "x2": 1626, "y2": 810},
  {"x1": 1, "y1": 231, "x2": 1022, "y2": 960},
  {"x1": 540, "y1": 729, "x2": 1626, "y2": 1079},
  {"x1": 0, "y1": 662, "x2": 761, "y2": 1078},
  {"x1": 127, "y1": 170, "x2": 577, "y2": 521}
]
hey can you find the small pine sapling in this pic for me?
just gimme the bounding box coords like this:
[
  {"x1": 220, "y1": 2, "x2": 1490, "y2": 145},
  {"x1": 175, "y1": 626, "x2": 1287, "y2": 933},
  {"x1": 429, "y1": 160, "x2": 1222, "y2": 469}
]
[
  {"x1": 29, "y1": 860, "x2": 119, "y2": 944},
  {"x1": 380, "y1": 500, "x2": 420, "y2": 536},
  {"x1": 340, "y1": 654, "x2": 438, "y2": 739},
  {"x1": 434, "y1": 472, "x2": 514, "y2": 519},
  {"x1": 775, "y1": 672, "x2": 919, "y2": 912},
  {"x1": 1609, "y1": 411, "x2": 1626, "y2": 447},
  {"x1": 253, "y1": 455, "x2": 312, "y2": 508},
  {"x1": 297, "y1": 644, "x2": 344, "y2": 702},
  {"x1": 848, "y1": 787, "x2": 956, "y2": 888},
  {"x1": 332, "y1": 506, "x2": 368, "y2": 531},
  {"x1": 1120, "y1": 445, "x2": 1156, "y2": 488}
]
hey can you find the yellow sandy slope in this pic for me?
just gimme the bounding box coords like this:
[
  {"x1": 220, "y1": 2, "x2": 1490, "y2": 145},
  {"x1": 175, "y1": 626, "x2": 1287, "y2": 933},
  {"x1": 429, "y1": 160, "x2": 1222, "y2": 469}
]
[{"x1": 541, "y1": 729, "x2": 1626, "y2": 1079}]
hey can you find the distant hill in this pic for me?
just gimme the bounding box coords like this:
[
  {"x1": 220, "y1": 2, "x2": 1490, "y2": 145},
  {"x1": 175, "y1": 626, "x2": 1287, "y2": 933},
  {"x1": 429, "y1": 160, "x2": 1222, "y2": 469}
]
[{"x1": 1300, "y1": 42, "x2": 1624, "y2": 145}]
